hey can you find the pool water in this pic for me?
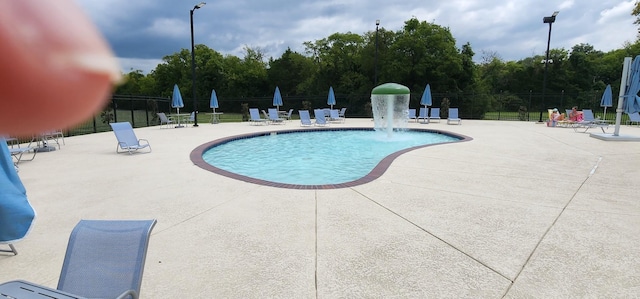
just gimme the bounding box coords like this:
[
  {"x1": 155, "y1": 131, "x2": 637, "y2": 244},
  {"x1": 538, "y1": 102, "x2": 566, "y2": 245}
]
[{"x1": 201, "y1": 129, "x2": 461, "y2": 186}]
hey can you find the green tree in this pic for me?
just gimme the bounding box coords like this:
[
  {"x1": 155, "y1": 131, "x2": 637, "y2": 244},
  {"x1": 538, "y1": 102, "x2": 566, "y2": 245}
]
[
  {"x1": 267, "y1": 48, "x2": 316, "y2": 95},
  {"x1": 388, "y1": 18, "x2": 464, "y2": 93}
]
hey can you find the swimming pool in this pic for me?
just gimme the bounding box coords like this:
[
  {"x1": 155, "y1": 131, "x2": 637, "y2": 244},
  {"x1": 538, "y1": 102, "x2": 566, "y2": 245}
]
[{"x1": 191, "y1": 128, "x2": 471, "y2": 189}]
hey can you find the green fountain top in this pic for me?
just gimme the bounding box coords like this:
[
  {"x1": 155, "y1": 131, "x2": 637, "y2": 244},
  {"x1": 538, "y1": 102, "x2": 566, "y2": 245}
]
[{"x1": 371, "y1": 83, "x2": 410, "y2": 95}]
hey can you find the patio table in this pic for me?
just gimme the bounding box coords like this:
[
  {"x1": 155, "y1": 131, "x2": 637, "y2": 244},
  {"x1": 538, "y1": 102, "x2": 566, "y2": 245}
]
[
  {"x1": 168, "y1": 113, "x2": 190, "y2": 128},
  {"x1": 210, "y1": 112, "x2": 224, "y2": 124},
  {"x1": 0, "y1": 280, "x2": 87, "y2": 299}
]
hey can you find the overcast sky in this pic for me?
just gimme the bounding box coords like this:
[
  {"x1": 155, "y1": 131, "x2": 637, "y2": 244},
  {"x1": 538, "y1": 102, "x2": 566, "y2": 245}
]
[{"x1": 74, "y1": 0, "x2": 638, "y2": 74}]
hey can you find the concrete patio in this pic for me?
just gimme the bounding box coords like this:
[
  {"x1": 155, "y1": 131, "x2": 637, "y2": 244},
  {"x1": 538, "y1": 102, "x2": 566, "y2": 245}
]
[{"x1": 1, "y1": 118, "x2": 639, "y2": 298}]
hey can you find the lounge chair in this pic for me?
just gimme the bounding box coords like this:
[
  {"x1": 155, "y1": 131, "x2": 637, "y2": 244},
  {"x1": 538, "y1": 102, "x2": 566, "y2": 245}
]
[
  {"x1": 329, "y1": 109, "x2": 345, "y2": 123},
  {"x1": 57, "y1": 219, "x2": 156, "y2": 299},
  {"x1": 323, "y1": 108, "x2": 331, "y2": 118},
  {"x1": 407, "y1": 109, "x2": 417, "y2": 122},
  {"x1": 627, "y1": 112, "x2": 640, "y2": 126},
  {"x1": 447, "y1": 108, "x2": 462, "y2": 125},
  {"x1": 5, "y1": 136, "x2": 36, "y2": 165},
  {"x1": 9, "y1": 147, "x2": 36, "y2": 165},
  {"x1": 157, "y1": 112, "x2": 174, "y2": 128},
  {"x1": 428, "y1": 107, "x2": 441, "y2": 123},
  {"x1": 284, "y1": 109, "x2": 294, "y2": 121},
  {"x1": 268, "y1": 108, "x2": 285, "y2": 124},
  {"x1": 338, "y1": 108, "x2": 347, "y2": 120},
  {"x1": 547, "y1": 108, "x2": 561, "y2": 127},
  {"x1": 418, "y1": 107, "x2": 428, "y2": 123},
  {"x1": 573, "y1": 109, "x2": 608, "y2": 133},
  {"x1": 580, "y1": 109, "x2": 597, "y2": 123},
  {"x1": 314, "y1": 109, "x2": 329, "y2": 126},
  {"x1": 299, "y1": 110, "x2": 312, "y2": 126},
  {"x1": 249, "y1": 108, "x2": 268, "y2": 125},
  {"x1": 109, "y1": 122, "x2": 151, "y2": 154},
  {"x1": 41, "y1": 130, "x2": 65, "y2": 148},
  {"x1": 185, "y1": 112, "x2": 195, "y2": 125},
  {"x1": 555, "y1": 109, "x2": 574, "y2": 127}
]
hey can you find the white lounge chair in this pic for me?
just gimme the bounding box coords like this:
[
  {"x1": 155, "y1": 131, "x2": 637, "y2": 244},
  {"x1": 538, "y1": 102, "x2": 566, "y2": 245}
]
[
  {"x1": 284, "y1": 109, "x2": 294, "y2": 121},
  {"x1": 109, "y1": 122, "x2": 151, "y2": 154},
  {"x1": 10, "y1": 147, "x2": 36, "y2": 165},
  {"x1": 447, "y1": 108, "x2": 461, "y2": 125},
  {"x1": 40, "y1": 130, "x2": 65, "y2": 148},
  {"x1": 338, "y1": 108, "x2": 347, "y2": 120}
]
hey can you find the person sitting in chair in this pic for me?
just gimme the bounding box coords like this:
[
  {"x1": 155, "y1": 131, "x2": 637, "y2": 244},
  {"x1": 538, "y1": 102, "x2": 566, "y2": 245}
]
[
  {"x1": 547, "y1": 108, "x2": 564, "y2": 127},
  {"x1": 569, "y1": 106, "x2": 584, "y2": 122}
]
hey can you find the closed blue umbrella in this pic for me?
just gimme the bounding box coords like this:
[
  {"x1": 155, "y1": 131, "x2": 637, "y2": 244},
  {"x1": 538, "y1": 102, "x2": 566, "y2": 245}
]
[
  {"x1": 600, "y1": 84, "x2": 612, "y2": 121},
  {"x1": 420, "y1": 84, "x2": 432, "y2": 110},
  {"x1": 171, "y1": 84, "x2": 184, "y2": 115},
  {"x1": 327, "y1": 86, "x2": 336, "y2": 109},
  {"x1": 623, "y1": 55, "x2": 640, "y2": 115},
  {"x1": 273, "y1": 86, "x2": 283, "y2": 110},
  {"x1": 0, "y1": 139, "x2": 35, "y2": 246},
  {"x1": 209, "y1": 89, "x2": 219, "y2": 113}
]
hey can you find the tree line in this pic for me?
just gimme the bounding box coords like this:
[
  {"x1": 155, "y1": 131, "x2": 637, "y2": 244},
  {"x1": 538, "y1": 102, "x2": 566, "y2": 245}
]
[{"x1": 115, "y1": 17, "x2": 640, "y2": 119}]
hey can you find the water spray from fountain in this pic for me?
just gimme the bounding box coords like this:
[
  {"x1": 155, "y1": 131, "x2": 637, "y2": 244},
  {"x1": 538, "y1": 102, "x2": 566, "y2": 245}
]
[{"x1": 371, "y1": 83, "x2": 411, "y2": 137}]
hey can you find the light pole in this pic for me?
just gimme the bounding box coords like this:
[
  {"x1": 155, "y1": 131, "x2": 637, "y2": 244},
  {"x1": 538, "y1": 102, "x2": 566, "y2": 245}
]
[
  {"x1": 190, "y1": 2, "x2": 206, "y2": 127},
  {"x1": 538, "y1": 11, "x2": 559, "y2": 123},
  {"x1": 374, "y1": 19, "x2": 380, "y2": 86}
]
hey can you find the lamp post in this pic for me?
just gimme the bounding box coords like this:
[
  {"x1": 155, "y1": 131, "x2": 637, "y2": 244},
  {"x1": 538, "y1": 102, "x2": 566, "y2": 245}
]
[
  {"x1": 374, "y1": 19, "x2": 380, "y2": 86},
  {"x1": 538, "y1": 11, "x2": 559, "y2": 123},
  {"x1": 190, "y1": 2, "x2": 206, "y2": 127}
]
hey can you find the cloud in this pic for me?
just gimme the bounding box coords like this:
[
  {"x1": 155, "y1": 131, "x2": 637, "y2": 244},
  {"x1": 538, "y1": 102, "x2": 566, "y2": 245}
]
[{"x1": 74, "y1": 0, "x2": 639, "y2": 73}]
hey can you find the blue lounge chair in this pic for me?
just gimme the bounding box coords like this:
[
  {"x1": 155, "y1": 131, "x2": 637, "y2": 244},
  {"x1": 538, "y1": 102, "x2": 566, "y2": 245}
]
[
  {"x1": 186, "y1": 112, "x2": 195, "y2": 125},
  {"x1": 447, "y1": 108, "x2": 462, "y2": 125},
  {"x1": 323, "y1": 108, "x2": 331, "y2": 118},
  {"x1": 418, "y1": 107, "x2": 428, "y2": 123},
  {"x1": 574, "y1": 109, "x2": 608, "y2": 133},
  {"x1": 268, "y1": 108, "x2": 285, "y2": 124},
  {"x1": 249, "y1": 108, "x2": 268, "y2": 125},
  {"x1": 627, "y1": 112, "x2": 640, "y2": 126},
  {"x1": 329, "y1": 109, "x2": 345, "y2": 123},
  {"x1": 407, "y1": 109, "x2": 417, "y2": 122},
  {"x1": 109, "y1": 122, "x2": 151, "y2": 154},
  {"x1": 157, "y1": 112, "x2": 174, "y2": 128},
  {"x1": 57, "y1": 219, "x2": 156, "y2": 299},
  {"x1": 0, "y1": 139, "x2": 36, "y2": 255},
  {"x1": 580, "y1": 109, "x2": 597, "y2": 123},
  {"x1": 314, "y1": 109, "x2": 328, "y2": 126},
  {"x1": 429, "y1": 107, "x2": 441, "y2": 123},
  {"x1": 299, "y1": 110, "x2": 312, "y2": 126}
]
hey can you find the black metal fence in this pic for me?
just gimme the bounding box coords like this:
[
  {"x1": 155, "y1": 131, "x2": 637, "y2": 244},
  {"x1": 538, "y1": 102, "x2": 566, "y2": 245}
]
[{"x1": 62, "y1": 90, "x2": 621, "y2": 137}]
